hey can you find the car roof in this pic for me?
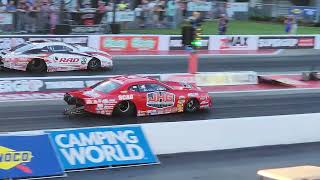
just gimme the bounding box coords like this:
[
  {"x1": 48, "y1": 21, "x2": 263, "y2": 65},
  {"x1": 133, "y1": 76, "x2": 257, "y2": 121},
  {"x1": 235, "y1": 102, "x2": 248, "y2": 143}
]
[{"x1": 109, "y1": 75, "x2": 159, "y2": 85}]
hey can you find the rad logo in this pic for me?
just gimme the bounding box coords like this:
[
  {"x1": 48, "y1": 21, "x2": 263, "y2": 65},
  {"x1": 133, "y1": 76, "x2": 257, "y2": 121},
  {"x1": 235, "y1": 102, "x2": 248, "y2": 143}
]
[
  {"x1": 0, "y1": 146, "x2": 33, "y2": 174},
  {"x1": 0, "y1": 80, "x2": 43, "y2": 93},
  {"x1": 60, "y1": 58, "x2": 80, "y2": 63}
]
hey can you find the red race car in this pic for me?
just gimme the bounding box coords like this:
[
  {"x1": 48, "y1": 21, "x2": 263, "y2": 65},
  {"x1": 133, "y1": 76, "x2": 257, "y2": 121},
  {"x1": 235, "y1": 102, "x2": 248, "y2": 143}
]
[{"x1": 64, "y1": 75, "x2": 212, "y2": 116}]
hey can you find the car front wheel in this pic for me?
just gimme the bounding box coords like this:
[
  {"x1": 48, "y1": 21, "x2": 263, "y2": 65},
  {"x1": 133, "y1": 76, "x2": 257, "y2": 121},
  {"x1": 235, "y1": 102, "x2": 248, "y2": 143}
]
[
  {"x1": 87, "y1": 58, "x2": 101, "y2": 71},
  {"x1": 184, "y1": 98, "x2": 200, "y2": 113}
]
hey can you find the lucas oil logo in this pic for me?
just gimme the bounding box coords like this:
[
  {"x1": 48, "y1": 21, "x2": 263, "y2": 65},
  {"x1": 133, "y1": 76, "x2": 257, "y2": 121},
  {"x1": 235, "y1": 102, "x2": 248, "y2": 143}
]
[
  {"x1": 0, "y1": 146, "x2": 33, "y2": 173},
  {"x1": 147, "y1": 91, "x2": 175, "y2": 108}
]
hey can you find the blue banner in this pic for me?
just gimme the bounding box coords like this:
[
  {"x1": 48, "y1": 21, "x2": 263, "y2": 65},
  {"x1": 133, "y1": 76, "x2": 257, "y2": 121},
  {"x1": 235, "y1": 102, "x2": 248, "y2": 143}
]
[
  {"x1": 48, "y1": 126, "x2": 159, "y2": 170},
  {"x1": 0, "y1": 134, "x2": 64, "y2": 179}
]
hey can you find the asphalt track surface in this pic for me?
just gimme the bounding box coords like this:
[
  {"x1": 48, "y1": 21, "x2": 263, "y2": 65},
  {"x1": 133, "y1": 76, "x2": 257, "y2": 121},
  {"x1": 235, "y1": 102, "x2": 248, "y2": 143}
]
[
  {"x1": 53, "y1": 142, "x2": 320, "y2": 180},
  {"x1": 1, "y1": 92, "x2": 320, "y2": 132},
  {"x1": 0, "y1": 55, "x2": 319, "y2": 77}
]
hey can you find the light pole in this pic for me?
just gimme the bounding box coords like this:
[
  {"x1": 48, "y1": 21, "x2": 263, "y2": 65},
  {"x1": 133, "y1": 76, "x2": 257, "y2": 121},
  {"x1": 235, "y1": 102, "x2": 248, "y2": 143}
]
[{"x1": 110, "y1": 0, "x2": 120, "y2": 34}]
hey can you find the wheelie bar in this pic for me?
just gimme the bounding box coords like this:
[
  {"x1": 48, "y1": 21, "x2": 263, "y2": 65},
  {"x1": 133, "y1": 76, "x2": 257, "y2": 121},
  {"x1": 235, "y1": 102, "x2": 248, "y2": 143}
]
[{"x1": 64, "y1": 106, "x2": 85, "y2": 115}]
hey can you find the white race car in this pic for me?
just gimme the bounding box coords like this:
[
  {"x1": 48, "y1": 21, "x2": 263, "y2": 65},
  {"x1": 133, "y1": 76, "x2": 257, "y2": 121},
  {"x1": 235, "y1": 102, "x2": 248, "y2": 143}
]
[{"x1": 0, "y1": 40, "x2": 113, "y2": 73}]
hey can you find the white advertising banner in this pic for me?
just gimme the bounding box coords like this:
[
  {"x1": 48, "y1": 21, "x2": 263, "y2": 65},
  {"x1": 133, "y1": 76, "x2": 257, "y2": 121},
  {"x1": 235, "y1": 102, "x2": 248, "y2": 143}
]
[
  {"x1": 226, "y1": 2, "x2": 249, "y2": 17},
  {"x1": 316, "y1": 35, "x2": 320, "y2": 49},
  {"x1": 0, "y1": 13, "x2": 13, "y2": 25},
  {"x1": 210, "y1": 35, "x2": 258, "y2": 50},
  {"x1": 187, "y1": 2, "x2": 212, "y2": 11},
  {"x1": 106, "y1": 11, "x2": 135, "y2": 22},
  {"x1": 195, "y1": 71, "x2": 258, "y2": 86}
]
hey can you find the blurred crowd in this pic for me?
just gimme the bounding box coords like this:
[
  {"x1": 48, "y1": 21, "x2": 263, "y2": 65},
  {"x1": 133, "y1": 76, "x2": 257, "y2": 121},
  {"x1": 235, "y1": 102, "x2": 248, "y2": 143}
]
[{"x1": 0, "y1": 0, "x2": 226, "y2": 33}]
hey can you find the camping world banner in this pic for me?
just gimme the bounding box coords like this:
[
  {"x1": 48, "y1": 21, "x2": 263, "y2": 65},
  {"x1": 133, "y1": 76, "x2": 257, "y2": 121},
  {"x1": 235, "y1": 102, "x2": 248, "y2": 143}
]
[{"x1": 48, "y1": 125, "x2": 159, "y2": 170}]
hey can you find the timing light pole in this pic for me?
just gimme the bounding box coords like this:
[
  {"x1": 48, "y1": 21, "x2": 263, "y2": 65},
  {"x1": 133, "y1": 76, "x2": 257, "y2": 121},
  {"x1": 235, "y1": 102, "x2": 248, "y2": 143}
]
[{"x1": 182, "y1": 13, "x2": 203, "y2": 74}]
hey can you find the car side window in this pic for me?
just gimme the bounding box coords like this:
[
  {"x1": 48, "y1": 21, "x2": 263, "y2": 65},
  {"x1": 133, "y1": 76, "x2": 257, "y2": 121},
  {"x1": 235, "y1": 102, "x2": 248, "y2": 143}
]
[
  {"x1": 128, "y1": 85, "x2": 139, "y2": 92},
  {"x1": 138, "y1": 83, "x2": 168, "y2": 92},
  {"x1": 49, "y1": 45, "x2": 73, "y2": 53}
]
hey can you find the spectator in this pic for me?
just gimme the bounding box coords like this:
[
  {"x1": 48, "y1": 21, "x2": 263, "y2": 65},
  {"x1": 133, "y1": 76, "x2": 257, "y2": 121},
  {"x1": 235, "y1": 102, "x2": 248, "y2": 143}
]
[
  {"x1": 166, "y1": 0, "x2": 177, "y2": 28},
  {"x1": 6, "y1": 0, "x2": 16, "y2": 12},
  {"x1": 134, "y1": 4, "x2": 145, "y2": 28},
  {"x1": 16, "y1": 0, "x2": 28, "y2": 33},
  {"x1": 117, "y1": 0, "x2": 128, "y2": 11},
  {"x1": 0, "y1": 2, "x2": 6, "y2": 12},
  {"x1": 28, "y1": 1, "x2": 40, "y2": 33},
  {"x1": 284, "y1": 16, "x2": 291, "y2": 34},
  {"x1": 39, "y1": 0, "x2": 50, "y2": 33},
  {"x1": 96, "y1": 0, "x2": 106, "y2": 24},
  {"x1": 49, "y1": 1, "x2": 58, "y2": 34},
  {"x1": 290, "y1": 16, "x2": 298, "y2": 34},
  {"x1": 218, "y1": 14, "x2": 228, "y2": 35}
]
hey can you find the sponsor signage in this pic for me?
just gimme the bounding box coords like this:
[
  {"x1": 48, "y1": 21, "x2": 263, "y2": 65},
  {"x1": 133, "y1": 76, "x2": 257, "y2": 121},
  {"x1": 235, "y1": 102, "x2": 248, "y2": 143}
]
[
  {"x1": 187, "y1": 2, "x2": 212, "y2": 11},
  {"x1": 0, "y1": 75, "x2": 160, "y2": 94},
  {"x1": 105, "y1": 11, "x2": 135, "y2": 22},
  {"x1": 258, "y1": 36, "x2": 315, "y2": 49},
  {"x1": 169, "y1": 36, "x2": 209, "y2": 50},
  {"x1": 0, "y1": 134, "x2": 64, "y2": 179},
  {"x1": 211, "y1": 36, "x2": 258, "y2": 50},
  {"x1": 0, "y1": 36, "x2": 88, "y2": 51},
  {"x1": 71, "y1": 25, "x2": 103, "y2": 34},
  {"x1": 0, "y1": 13, "x2": 13, "y2": 25},
  {"x1": 289, "y1": 6, "x2": 317, "y2": 20},
  {"x1": 195, "y1": 72, "x2": 258, "y2": 86},
  {"x1": 99, "y1": 36, "x2": 159, "y2": 51},
  {"x1": 48, "y1": 126, "x2": 158, "y2": 170}
]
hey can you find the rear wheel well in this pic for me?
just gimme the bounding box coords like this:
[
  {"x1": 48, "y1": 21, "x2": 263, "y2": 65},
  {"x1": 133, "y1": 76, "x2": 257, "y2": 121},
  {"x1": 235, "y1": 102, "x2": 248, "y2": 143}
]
[
  {"x1": 112, "y1": 100, "x2": 137, "y2": 116},
  {"x1": 27, "y1": 58, "x2": 47, "y2": 72}
]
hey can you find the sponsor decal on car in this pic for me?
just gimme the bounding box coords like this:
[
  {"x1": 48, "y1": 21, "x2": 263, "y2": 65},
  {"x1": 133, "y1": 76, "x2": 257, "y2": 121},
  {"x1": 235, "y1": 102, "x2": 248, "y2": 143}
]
[
  {"x1": 59, "y1": 58, "x2": 80, "y2": 63},
  {"x1": 146, "y1": 91, "x2": 175, "y2": 109},
  {"x1": 118, "y1": 94, "x2": 134, "y2": 100}
]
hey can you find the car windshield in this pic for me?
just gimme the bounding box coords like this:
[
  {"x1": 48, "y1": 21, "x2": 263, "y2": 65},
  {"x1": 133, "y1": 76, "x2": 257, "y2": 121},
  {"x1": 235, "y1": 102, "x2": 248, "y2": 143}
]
[
  {"x1": 91, "y1": 80, "x2": 121, "y2": 93},
  {"x1": 12, "y1": 43, "x2": 36, "y2": 53}
]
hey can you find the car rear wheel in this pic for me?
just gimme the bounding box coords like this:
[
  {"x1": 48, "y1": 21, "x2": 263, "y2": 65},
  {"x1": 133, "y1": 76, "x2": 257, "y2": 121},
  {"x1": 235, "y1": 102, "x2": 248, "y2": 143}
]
[
  {"x1": 27, "y1": 59, "x2": 47, "y2": 73},
  {"x1": 184, "y1": 98, "x2": 200, "y2": 113},
  {"x1": 113, "y1": 101, "x2": 136, "y2": 116},
  {"x1": 87, "y1": 58, "x2": 101, "y2": 71}
]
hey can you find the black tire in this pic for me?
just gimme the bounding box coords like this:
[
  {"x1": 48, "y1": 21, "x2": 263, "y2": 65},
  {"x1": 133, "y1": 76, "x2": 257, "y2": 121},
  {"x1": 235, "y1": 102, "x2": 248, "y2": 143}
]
[
  {"x1": 184, "y1": 98, "x2": 200, "y2": 113},
  {"x1": 113, "y1": 101, "x2": 136, "y2": 116},
  {"x1": 27, "y1": 59, "x2": 47, "y2": 73},
  {"x1": 87, "y1": 58, "x2": 101, "y2": 71}
]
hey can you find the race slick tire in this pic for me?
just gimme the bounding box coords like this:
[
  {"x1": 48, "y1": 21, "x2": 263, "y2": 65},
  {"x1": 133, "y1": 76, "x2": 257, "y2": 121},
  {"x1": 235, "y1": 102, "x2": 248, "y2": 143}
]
[
  {"x1": 184, "y1": 98, "x2": 200, "y2": 113},
  {"x1": 87, "y1": 58, "x2": 101, "y2": 71},
  {"x1": 113, "y1": 101, "x2": 136, "y2": 116},
  {"x1": 27, "y1": 59, "x2": 47, "y2": 73}
]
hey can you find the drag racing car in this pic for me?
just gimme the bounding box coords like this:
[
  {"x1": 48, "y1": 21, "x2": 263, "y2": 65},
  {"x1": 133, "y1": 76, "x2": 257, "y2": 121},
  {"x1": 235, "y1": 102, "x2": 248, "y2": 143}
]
[
  {"x1": 64, "y1": 75, "x2": 212, "y2": 116},
  {"x1": 0, "y1": 40, "x2": 113, "y2": 72}
]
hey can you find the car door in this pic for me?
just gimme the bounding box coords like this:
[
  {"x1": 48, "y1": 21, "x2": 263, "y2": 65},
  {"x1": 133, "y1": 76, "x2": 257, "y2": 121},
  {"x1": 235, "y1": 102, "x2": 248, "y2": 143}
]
[
  {"x1": 135, "y1": 83, "x2": 178, "y2": 115},
  {"x1": 47, "y1": 45, "x2": 87, "y2": 70}
]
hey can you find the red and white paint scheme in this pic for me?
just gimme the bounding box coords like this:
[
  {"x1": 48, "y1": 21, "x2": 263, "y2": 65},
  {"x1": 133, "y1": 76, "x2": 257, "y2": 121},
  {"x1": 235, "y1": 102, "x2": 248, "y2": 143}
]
[
  {"x1": 0, "y1": 40, "x2": 113, "y2": 72},
  {"x1": 64, "y1": 75, "x2": 212, "y2": 116}
]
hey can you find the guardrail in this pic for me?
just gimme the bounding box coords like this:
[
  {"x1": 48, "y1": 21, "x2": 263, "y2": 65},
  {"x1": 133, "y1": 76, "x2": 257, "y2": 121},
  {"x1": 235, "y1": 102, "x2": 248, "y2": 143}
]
[{"x1": 0, "y1": 34, "x2": 319, "y2": 53}]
